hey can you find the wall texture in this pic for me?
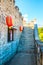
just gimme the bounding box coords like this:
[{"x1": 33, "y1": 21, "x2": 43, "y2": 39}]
[{"x1": 0, "y1": 22, "x2": 8, "y2": 45}]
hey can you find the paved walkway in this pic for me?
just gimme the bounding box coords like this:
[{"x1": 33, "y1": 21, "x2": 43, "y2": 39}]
[{"x1": 5, "y1": 27, "x2": 37, "y2": 65}]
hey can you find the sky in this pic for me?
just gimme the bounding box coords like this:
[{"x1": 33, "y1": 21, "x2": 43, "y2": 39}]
[{"x1": 15, "y1": 0, "x2": 43, "y2": 27}]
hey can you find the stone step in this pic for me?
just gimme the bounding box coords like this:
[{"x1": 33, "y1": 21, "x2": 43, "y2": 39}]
[
  {"x1": 17, "y1": 27, "x2": 35, "y2": 54},
  {"x1": 4, "y1": 27, "x2": 36, "y2": 65},
  {"x1": 5, "y1": 53, "x2": 36, "y2": 65},
  {"x1": 18, "y1": 47, "x2": 35, "y2": 53},
  {"x1": 18, "y1": 45, "x2": 35, "y2": 52},
  {"x1": 18, "y1": 42, "x2": 35, "y2": 46},
  {"x1": 20, "y1": 37, "x2": 34, "y2": 40},
  {"x1": 20, "y1": 36, "x2": 34, "y2": 39},
  {"x1": 23, "y1": 32, "x2": 33, "y2": 34},
  {"x1": 19, "y1": 40, "x2": 34, "y2": 43},
  {"x1": 20, "y1": 36, "x2": 33, "y2": 38},
  {"x1": 23, "y1": 27, "x2": 33, "y2": 30}
]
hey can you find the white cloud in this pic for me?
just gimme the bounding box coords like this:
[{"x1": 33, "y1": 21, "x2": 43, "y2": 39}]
[
  {"x1": 23, "y1": 14, "x2": 29, "y2": 23},
  {"x1": 23, "y1": 14, "x2": 28, "y2": 18}
]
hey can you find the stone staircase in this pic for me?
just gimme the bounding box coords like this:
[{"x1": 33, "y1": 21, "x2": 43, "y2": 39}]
[
  {"x1": 5, "y1": 27, "x2": 37, "y2": 65},
  {"x1": 17, "y1": 27, "x2": 35, "y2": 53}
]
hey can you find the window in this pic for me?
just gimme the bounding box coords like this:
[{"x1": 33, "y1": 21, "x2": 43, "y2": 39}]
[{"x1": 8, "y1": 28, "x2": 14, "y2": 42}]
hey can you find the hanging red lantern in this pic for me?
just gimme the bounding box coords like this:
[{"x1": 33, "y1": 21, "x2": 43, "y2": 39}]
[
  {"x1": 6, "y1": 16, "x2": 13, "y2": 27},
  {"x1": 19, "y1": 26, "x2": 23, "y2": 31}
]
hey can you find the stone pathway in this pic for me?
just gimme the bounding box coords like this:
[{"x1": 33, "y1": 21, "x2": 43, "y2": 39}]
[{"x1": 5, "y1": 27, "x2": 37, "y2": 65}]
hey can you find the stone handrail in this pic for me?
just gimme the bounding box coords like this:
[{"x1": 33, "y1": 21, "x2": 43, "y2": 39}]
[
  {"x1": 34, "y1": 24, "x2": 43, "y2": 52},
  {"x1": 34, "y1": 24, "x2": 43, "y2": 65},
  {"x1": 34, "y1": 24, "x2": 39, "y2": 41},
  {"x1": 34, "y1": 24, "x2": 43, "y2": 45}
]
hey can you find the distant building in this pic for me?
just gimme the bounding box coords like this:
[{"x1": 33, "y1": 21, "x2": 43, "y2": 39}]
[
  {"x1": 28, "y1": 19, "x2": 37, "y2": 29},
  {"x1": 23, "y1": 18, "x2": 36, "y2": 29}
]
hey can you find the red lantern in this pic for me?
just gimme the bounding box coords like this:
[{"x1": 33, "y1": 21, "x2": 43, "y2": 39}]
[
  {"x1": 6, "y1": 16, "x2": 13, "y2": 27},
  {"x1": 19, "y1": 26, "x2": 23, "y2": 31}
]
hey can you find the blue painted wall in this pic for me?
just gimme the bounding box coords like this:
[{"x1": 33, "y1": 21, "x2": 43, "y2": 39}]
[{"x1": 0, "y1": 40, "x2": 19, "y2": 65}]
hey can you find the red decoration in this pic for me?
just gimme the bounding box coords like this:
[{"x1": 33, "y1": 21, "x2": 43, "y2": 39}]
[
  {"x1": 6, "y1": 16, "x2": 13, "y2": 27},
  {"x1": 19, "y1": 26, "x2": 23, "y2": 31}
]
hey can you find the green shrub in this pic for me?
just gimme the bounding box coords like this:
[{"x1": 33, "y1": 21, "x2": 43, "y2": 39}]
[{"x1": 38, "y1": 27, "x2": 43, "y2": 42}]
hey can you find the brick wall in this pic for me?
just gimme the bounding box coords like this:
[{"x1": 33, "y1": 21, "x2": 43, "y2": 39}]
[
  {"x1": 0, "y1": 0, "x2": 23, "y2": 43},
  {"x1": 0, "y1": 22, "x2": 8, "y2": 45}
]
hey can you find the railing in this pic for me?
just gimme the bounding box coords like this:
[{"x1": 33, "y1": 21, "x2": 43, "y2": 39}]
[{"x1": 34, "y1": 24, "x2": 43, "y2": 65}]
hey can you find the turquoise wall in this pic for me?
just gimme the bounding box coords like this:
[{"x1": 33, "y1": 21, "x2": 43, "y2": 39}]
[{"x1": 0, "y1": 40, "x2": 19, "y2": 65}]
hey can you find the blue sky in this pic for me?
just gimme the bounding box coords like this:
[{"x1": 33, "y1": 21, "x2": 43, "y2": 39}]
[{"x1": 15, "y1": 0, "x2": 43, "y2": 26}]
